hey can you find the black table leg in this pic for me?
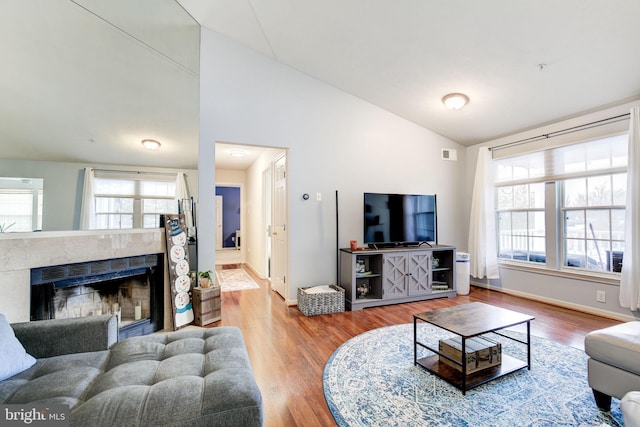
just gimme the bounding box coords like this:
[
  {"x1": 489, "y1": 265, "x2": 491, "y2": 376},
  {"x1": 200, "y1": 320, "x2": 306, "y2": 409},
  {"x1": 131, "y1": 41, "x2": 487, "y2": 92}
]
[
  {"x1": 527, "y1": 321, "x2": 531, "y2": 369},
  {"x1": 413, "y1": 316, "x2": 417, "y2": 366}
]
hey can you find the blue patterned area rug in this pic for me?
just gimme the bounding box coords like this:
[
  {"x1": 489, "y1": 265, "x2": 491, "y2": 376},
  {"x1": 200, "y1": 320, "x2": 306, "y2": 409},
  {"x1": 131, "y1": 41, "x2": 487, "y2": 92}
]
[{"x1": 323, "y1": 324, "x2": 623, "y2": 426}]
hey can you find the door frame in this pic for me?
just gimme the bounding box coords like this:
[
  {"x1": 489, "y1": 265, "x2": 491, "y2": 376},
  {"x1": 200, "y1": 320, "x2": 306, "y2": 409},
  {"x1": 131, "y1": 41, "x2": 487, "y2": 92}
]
[
  {"x1": 215, "y1": 185, "x2": 242, "y2": 249},
  {"x1": 270, "y1": 152, "x2": 289, "y2": 299},
  {"x1": 262, "y1": 166, "x2": 272, "y2": 279},
  {"x1": 214, "y1": 182, "x2": 244, "y2": 266},
  {"x1": 215, "y1": 195, "x2": 223, "y2": 250}
]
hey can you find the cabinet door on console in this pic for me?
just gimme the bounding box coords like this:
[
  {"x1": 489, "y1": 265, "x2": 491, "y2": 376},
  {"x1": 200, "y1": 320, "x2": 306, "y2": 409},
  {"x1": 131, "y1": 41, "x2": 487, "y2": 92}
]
[
  {"x1": 382, "y1": 253, "x2": 409, "y2": 299},
  {"x1": 407, "y1": 252, "x2": 431, "y2": 296}
]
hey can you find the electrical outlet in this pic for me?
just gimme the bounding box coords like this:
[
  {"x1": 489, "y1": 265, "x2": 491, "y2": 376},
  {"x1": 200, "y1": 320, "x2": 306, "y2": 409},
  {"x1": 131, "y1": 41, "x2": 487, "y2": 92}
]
[
  {"x1": 596, "y1": 290, "x2": 606, "y2": 303},
  {"x1": 316, "y1": 192, "x2": 322, "y2": 201}
]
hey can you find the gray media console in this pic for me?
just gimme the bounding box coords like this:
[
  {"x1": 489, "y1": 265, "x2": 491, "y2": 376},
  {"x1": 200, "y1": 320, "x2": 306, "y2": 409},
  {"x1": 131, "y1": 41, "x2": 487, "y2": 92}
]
[{"x1": 340, "y1": 245, "x2": 457, "y2": 310}]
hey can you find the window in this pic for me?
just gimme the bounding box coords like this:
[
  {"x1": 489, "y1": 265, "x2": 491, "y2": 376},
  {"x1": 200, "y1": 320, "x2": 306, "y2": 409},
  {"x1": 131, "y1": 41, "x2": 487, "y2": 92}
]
[
  {"x1": 559, "y1": 137, "x2": 627, "y2": 273},
  {"x1": 495, "y1": 152, "x2": 546, "y2": 263},
  {"x1": 93, "y1": 175, "x2": 177, "y2": 230},
  {"x1": 141, "y1": 180, "x2": 178, "y2": 228},
  {"x1": 0, "y1": 178, "x2": 43, "y2": 232},
  {"x1": 494, "y1": 133, "x2": 627, "y2": 275},
  {"x1": 496, "y1": 183, "x2": 546, "y2": 263}
]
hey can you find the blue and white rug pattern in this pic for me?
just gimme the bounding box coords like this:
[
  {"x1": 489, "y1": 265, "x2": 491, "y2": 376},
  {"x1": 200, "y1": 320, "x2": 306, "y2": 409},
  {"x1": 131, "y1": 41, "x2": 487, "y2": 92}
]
[{"x1": 323, "y1": 324, "x2": 623, "y2": 426}]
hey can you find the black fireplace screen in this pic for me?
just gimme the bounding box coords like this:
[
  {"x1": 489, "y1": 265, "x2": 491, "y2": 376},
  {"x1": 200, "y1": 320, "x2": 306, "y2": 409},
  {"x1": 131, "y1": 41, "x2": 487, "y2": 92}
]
[{"x1": 30, "y1": 254, "x2": 164, "y2": 338}]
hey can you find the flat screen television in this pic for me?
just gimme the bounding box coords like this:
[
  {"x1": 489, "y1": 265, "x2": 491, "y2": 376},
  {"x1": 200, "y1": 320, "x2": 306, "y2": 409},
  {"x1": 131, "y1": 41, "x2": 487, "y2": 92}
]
[{"x1": 364, "y1": 192, "x2": 437, "y2": 247}]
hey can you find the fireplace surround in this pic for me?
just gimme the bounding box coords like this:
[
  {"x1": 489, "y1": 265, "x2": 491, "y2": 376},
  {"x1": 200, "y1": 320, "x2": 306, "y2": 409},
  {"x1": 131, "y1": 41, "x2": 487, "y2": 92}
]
[{"x1": 0, "y1": 229, "x2": 171, "y2": 327}]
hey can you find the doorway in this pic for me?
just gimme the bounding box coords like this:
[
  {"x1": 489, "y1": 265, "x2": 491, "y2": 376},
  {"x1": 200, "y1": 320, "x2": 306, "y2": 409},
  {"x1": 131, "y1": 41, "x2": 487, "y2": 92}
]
[
  {"x1": 214, "y1": 143, "x2": 288, "y2": 299},
  {"x1": 215, "y1": 186, "x2": 241, "y2": 249},
  {"x1": 214, "y1": 184, "x2": 243, "y2": 266}
]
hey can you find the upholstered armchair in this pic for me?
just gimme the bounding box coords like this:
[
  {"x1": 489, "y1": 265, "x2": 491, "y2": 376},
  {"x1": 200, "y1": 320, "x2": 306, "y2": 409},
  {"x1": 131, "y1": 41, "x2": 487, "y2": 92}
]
[{"x1": 585, "y1": 321, "x2": 640, "y2": 425}]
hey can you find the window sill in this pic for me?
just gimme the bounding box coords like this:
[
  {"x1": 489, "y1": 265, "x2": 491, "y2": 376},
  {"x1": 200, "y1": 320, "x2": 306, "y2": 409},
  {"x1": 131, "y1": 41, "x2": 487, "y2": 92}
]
[{"x1": 498, "y1": 260, "x2": 621, "y2": 286}]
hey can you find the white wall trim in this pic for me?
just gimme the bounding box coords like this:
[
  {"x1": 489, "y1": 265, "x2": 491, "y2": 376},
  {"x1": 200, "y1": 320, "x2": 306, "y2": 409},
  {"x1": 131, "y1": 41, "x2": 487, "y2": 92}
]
[{"x1": 471, "y1": 281, "x2": 635, "y2": 322}]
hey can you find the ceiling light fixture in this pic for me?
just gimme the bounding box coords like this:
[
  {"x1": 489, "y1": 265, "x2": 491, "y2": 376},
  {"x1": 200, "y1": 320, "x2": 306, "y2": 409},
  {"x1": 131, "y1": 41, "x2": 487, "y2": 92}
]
[
  {"x1": 141, "y1": 139, "x2": 161, "y2": 150},
  {"x1": 442, "y1": 93, "x2": 469, "y2": 111},
  {"x1": 230, "y1": 149, "x2": 246, "y2": 158}
]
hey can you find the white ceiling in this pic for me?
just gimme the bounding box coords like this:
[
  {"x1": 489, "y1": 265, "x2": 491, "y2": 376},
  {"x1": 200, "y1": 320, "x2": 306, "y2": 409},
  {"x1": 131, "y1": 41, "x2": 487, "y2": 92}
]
[
  {"x1": 215, "y1": 142, "x2": 283, "y2": 170},
  {"x1": 3, "y1": 1, "x2": 640, "y2": 171},
  {"x1": 1, "y1": 0, "x2": 200, "y2": 169},
  {"x1": 180, "y1": 0, "x2": 640, "y2": 145}
]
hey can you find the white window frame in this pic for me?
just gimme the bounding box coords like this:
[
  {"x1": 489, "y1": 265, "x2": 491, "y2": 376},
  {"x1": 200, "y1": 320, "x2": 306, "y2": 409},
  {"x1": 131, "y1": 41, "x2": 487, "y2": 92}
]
[
  {"x1": 0, "y1": 178, "x2": 43, "y2": 232},
  {"x1": 560, "y1": 173, "x2": 626, "y2": 273},
  {"x1": 92, "y1": 172, "x2": 178, "y2": 230},
  {"x1": 494, "y1": 133, "x2": 628, "y2": 278},
  {"x1": 496, "y1": 182, "x2": 546, "y2": 264}
]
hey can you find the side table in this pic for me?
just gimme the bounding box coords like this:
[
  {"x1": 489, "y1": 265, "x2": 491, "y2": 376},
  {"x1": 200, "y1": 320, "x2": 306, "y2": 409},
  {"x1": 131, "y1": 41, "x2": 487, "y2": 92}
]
[{"x1": 192, "y1": 286, "x2": 221, "y2": 326}]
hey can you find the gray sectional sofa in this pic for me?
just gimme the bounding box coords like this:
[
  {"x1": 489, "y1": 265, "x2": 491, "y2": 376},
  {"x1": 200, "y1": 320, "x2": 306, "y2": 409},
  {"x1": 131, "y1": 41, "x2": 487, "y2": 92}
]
[{"x1": 1, "y1": 315, "x2": 264, "y2": 426}]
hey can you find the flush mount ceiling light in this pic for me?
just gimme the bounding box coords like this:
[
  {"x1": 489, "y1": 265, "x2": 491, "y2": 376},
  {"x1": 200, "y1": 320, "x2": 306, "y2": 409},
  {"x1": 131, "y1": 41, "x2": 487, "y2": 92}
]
[
  {"x1": 442, "y1": 93, "x2": 469, "y2": 111},
  {"x1": 229, "y1": 149, "x2": 246, "y2": 158},
  {"x1": 141, "y1": 139, "x2": 161, "y2": 150}
]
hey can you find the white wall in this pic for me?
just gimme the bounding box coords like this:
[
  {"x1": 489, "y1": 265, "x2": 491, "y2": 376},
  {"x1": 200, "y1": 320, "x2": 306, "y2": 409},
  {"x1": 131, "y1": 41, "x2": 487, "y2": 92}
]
[
  {"x1": 0, "y1": 159, "x2": 197, "y2": 231},
  {"x1": 464, "y1": 100, "x2": 640, "y2": 321},
  {"x1": 198, "y1": 29, "x2": 466, "y2": 302},
  {"x1": 216, "y1": 169, "x2": 246, "y2": 184}
]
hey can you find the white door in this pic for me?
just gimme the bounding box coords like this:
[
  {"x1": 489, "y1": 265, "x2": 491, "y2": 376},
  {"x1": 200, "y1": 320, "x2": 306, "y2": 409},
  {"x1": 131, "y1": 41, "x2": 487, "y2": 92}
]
[
  {"x1": 271, "y1": 153, "x2": 288, "y2": 298},
  {"x1": 215, "y1": 195, "x2": 223, "y2": 250}
]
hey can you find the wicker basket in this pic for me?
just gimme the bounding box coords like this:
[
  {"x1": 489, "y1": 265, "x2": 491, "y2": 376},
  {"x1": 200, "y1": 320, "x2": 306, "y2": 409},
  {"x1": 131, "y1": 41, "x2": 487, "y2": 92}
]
[{"x1": 297, "y1": 284, "x2": 345, "y2": 316}]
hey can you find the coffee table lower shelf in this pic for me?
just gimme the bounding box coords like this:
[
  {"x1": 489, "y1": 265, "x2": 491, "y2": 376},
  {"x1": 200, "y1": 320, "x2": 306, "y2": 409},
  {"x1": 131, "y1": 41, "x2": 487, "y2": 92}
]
[{"x1": 416, "y1": 353, "x2": 527, "y2": 391}]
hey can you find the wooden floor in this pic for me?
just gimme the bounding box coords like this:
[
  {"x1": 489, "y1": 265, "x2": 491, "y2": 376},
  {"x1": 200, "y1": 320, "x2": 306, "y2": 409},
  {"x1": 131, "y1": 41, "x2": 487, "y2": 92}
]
[{"x1": 211, "y1": 266, "x2": 621, "y2": 427}]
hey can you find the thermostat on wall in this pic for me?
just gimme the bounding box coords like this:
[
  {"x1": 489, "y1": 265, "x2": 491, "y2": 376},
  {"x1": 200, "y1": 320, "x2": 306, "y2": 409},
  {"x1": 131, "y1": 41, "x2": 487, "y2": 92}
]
[{"x1": 441, "y1": 148, "x2": 458, "y2": 161}]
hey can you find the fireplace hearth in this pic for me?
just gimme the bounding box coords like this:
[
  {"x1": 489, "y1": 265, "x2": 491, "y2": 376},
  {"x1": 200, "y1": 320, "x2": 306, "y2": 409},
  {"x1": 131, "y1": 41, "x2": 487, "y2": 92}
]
[{"x1": 30, "y1": 254, "x2": 164, "y2": 340}]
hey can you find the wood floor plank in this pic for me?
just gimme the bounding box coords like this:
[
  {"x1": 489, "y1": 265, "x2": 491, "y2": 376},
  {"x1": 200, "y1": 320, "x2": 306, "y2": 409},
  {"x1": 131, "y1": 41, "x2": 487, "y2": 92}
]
[{"x1": 211, "y1": 267, "x2": 620, "y2": 427}]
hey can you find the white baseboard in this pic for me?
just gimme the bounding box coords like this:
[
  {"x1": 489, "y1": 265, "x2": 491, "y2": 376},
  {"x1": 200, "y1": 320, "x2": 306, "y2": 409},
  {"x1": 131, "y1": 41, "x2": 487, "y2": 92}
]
[
  {"x1": 471, "y1": 281, "x2": 636, "y2": 322},
  {"x1": 241, "y1": 262, "x2": 297, "y2": 306},
  {"x1": 243, "y1": 262, "x2": 260, "y2": 278}
]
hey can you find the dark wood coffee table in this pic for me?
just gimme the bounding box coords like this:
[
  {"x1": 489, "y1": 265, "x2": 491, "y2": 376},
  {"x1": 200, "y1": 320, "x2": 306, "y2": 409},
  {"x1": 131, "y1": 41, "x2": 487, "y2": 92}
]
[{"x1": 413, "y1": 302, "x2": 534, "y2": 394}]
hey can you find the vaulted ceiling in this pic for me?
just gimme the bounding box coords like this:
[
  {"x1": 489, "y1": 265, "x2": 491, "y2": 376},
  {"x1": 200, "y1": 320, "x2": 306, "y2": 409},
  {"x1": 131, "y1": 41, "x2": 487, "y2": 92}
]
[
  {"x1": 1, "y1": 0, "x2": 199, "y2": 169},
  {"x1": 179, "y1": 0, "x2": 640, "y2": 146},
  {"x1": 2, "y1": 1, "x2": 639, "y2": 169}
]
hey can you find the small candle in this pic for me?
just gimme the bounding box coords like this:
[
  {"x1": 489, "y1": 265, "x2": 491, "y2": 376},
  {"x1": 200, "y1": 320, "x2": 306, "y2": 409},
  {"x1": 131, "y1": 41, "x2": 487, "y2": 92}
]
[
  {"x1": 112, "y1": 303, "x2": 119, "y2": 313},
  {"x1": 134, "y1": 301, "x2": 142, "y2": 320}
]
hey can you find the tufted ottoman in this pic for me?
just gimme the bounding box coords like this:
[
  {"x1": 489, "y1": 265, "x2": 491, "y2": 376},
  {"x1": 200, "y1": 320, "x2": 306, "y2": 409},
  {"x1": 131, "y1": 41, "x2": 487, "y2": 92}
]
[
  {"x1": 2, "y1": 317, "x2": 263, "y2": 427},
  {"x1": 585, "y1": 321, "x2": 640, "y2": 411},
  {"x1": 73, "y1": 327, "x2": 263, "y2": 426}
]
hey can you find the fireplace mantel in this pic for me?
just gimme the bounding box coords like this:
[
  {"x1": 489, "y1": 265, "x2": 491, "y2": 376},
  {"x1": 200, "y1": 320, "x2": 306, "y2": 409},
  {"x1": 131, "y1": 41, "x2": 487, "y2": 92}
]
[{"x1": 0, "y1": 229, "x2": 170, "y2": 324}]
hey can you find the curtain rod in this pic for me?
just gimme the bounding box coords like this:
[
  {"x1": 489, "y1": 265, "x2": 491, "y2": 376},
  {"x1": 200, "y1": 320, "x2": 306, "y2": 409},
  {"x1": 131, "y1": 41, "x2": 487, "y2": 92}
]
[
  {"x1": 93, "y1": 168, "x2": 178, "y2": 177},
  {"x1": 490, "y1": 113, "x2": 630, "y2": 152}
]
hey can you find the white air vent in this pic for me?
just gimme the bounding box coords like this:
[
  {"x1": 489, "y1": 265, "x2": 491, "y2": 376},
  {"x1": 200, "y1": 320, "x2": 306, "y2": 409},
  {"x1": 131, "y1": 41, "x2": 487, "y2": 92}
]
[{"x1": 441, "y1": 148, "x2": 458, "y2": 161}]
